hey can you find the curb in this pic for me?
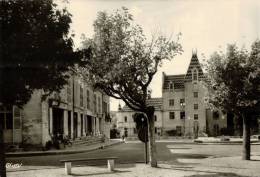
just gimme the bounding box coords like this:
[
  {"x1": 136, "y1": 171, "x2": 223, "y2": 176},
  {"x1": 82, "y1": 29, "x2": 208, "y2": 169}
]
[{"x1": 6, "y1": 141, "x2": 123, "y2": 158}]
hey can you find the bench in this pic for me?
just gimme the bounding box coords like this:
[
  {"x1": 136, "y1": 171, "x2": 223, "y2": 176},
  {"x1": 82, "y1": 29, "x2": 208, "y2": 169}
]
[{"x1": 60, "y1": 157, "x2": 118, "y2": 175}]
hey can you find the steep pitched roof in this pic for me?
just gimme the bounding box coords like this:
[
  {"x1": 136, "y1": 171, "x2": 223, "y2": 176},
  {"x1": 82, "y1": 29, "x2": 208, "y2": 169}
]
[
  {"x1": 120, "y1": 97, "x2": 163, "y2": 112},
  {"x1": 163, "y1": 74, "x2": 185, "y2": 90},
  {"x1": 185, "y1": 51, "x2": 204, "y2": 81}
]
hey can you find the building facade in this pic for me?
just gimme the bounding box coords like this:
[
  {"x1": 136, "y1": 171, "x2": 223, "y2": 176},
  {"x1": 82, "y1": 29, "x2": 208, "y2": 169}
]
[
  {"x1": 1, "y1": 73, "x2": 111, "y2": 146},
  {"x1": 116, "y1": 52, "x2": 227, "y2": 138},
  {"x1": 117, "y1": 98, "x2": 163, "y2": 137}
]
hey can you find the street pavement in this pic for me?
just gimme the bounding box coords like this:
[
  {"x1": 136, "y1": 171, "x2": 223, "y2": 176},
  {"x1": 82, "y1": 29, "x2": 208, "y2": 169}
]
[{"x1": 6, "y1": 141, "x2": 260, "y2": 177}]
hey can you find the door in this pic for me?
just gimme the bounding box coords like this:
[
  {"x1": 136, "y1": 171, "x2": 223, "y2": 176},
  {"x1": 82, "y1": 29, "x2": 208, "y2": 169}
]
[
  {"x1": 73, "y1": 112, "x2": 78, "y2": 139},
  {"x1": 52, "y1": 108, "x2": 64, "y2": 136}
]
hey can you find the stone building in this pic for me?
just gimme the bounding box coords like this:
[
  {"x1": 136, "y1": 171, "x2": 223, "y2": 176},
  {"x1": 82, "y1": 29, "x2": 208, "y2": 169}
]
[
  {"x1": 117, "y1": 98, "x2": 163, "y2": 137},
  {"x1": 116, "y1": 51, "x2": 228, "y2": 138},
  {"x1": 1, "y1": 73, "x2": 111, "y2": 147}
]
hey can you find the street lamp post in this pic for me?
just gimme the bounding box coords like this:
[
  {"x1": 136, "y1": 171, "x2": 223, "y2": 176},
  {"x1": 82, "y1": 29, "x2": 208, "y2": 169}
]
[
  {"x1": 180, "y1": 102, "x2": 186, "y2": 136},
  {"x1": 188, "y1": 116, "x2": 191, "y2": 138}
]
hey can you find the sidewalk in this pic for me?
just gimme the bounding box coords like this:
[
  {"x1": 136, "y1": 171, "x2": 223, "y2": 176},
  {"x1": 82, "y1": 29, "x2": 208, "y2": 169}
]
[
  {"x1": 7, "y1": 155, "x2": 260, "y2": 177},
  {"x1": 6, "y1": 139, "x2": 123, "y2": 157}
]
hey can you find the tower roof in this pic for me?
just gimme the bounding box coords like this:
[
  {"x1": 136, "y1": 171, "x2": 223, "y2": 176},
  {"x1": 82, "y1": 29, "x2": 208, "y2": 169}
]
[{"x1": 185, "y1": 50, "x2": 204, "y2": 81}]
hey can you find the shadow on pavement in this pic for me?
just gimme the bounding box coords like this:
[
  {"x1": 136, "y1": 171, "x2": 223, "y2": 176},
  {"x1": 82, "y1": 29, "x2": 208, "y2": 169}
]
[
  {"x1": 157, "y1": 166, "x2": 242, "y2": 176},
  {"x1": 185, "y1": 172, "x2": 247, "y2": 177},
  {"x1": 71, "y1": 169, "x2": 131, "y2": 176}
]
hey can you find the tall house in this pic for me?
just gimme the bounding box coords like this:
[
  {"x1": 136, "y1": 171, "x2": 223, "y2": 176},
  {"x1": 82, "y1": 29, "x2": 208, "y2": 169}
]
[
  {"x1": 114, "y1": 51, "x2": 228, "y2": 138},
  {"x1": 162, "y1": 51, "x2": 208, "y2": 137}
]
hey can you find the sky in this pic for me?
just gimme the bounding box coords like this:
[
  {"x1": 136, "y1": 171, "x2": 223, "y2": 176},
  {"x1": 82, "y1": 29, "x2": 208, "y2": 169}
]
[{"x1": 59, "y1": 0, "x2": 260, "y2": 111}]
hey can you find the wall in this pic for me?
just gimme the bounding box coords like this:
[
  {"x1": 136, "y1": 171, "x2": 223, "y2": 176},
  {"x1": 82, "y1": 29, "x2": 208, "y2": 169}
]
[
  {"x1": 162, "y1": 89, "x2": 185, "y2": 134},
  {"x1": 22, "y1": 91, "x2": 43, "y2": 145}
]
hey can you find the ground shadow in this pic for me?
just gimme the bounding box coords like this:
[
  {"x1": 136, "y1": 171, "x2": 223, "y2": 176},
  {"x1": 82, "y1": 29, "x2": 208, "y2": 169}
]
[
  {"x1": 184, "y1": 172, "x2": 248, "y2": 177},
  {"x1": 71, "y1": 169, "x2": 130, "y2": 176},
  {"x1": 157, "y1": 165, "x2": 254, "y2": 177}
]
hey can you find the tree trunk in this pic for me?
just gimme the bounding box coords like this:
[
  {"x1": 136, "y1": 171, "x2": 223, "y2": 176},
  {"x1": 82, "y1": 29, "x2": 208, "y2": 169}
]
[
  {"x1": 0, "y1": 125, "x2": 6, "y2": 177},
  {"x1": 242, "y1": 115, "x2": 251, "y2": 160},
  {"x1": 146, "y1": 106, "x2": 157, "y2": 167}
]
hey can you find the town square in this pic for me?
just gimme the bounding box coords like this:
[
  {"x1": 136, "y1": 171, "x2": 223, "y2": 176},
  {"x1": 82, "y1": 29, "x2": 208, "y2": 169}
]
[{"x1": 1, "y1": 0, "x2": 260, "y2": 177}]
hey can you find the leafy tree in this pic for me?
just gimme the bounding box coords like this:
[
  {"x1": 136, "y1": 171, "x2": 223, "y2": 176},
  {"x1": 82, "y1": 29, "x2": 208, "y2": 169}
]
[
  {"x1": 0, "y1": 1, "x2": 82, "y2": 176},
  {"x1": 81, "y1": 7, "x2": 182, "y2": 167},
  {"x1": 204, "y1": 41, "x2": 260, "y2": 160}
]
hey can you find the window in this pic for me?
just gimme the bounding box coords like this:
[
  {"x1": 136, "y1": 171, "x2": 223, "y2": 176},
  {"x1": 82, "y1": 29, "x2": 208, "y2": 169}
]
[
  {"x1": 176, "y1": 126, "x2": 182, "y2": 136},
  {"x1": 169, "y1": 99, "x2": 174, "y2": 106},
  {"x1": 80, "y1": 86, "x2": 83, "y2": 107},
  {"x1": 194, "y1": 114, "x2": 198, "y2": 120},
  {"x1": 0, "y1": 113, "x2": 5, "y2": 129},
  {"x1": 194, "y1": 92, "x2": 198, "y2": 98},
  {"x1": 213, "y1": 111, "x2": 219, "y2": 119},
  {"x1": 86, "y1": 90, "x2": 90, "y2": 109},
  {"x1": 6, "y1": 113, "x2": 13, "y2": 129},
  {"x1": 155, "y1": 127, "x2": 157, "y2": 133},
  {"x1": 193, "y1": 69, "x2": 198, "y2": 81},
  {"x1": 194, "y1": 104, "x2": 198, "y2": 110},
  {"x1": 98, "y1": 97, "x2": 101, "y2": 113},
  {"x1": 0, "y1": 107, "x2": 13, "y2": 130},
  {"x1": 103, "y1": 102, "x2": 108, "y2": 114},
  {"x1": 67, "y1": 80, "x2": 72, "y2": 103},
  {"x1": 180, "y1": 111, "x2": 185, "y2": 119},
  {"x1": 124, "y1": 116, "x2": 127, "y2": 122},
  {"x1": 213, "y1": 124, "x2": 219, "y2": 136},
  {"x1": 154, "y1": 115, "x2": 157, "y2": 121},
  {"x1": 93, "y1": 94, "x2": 97, "y2": 113},
  {"x1": 180, "y1": 99, "x2": 185, "y2": 108},
  {"x1": 169, "y1": 112, "x2": 175, "y2": 119},
  {"x1": 169, "y1": 82, "x2": 173, "y2": 90}
]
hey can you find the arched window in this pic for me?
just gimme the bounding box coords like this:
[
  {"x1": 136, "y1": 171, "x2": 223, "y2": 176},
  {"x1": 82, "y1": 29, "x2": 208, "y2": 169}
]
[
  {"x1": 192, "y1": 68, "x2": 198, "y2": 81},
  {"x1": 169, "y1": 82, "x2": 173, "y2": 90}
]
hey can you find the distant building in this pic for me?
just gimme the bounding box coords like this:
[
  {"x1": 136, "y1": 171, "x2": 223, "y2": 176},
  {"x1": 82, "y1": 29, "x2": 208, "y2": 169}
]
[
  {"x1": 117, "y1": 98, "x2": 163, "y2": 137},
  {"x1": 1, "y1": 72, "x2": 111, "y2": 147},
  {"x1": 116, "y1": 51, "x2": 228, "y2": 138}
]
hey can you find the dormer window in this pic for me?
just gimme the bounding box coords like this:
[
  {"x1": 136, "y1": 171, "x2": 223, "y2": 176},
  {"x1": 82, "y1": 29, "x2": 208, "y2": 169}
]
[
  {"x1": 192, "y1": 68, "x2": 198, "y2": 81},
  {"x1": 169, "y1": 82, "x2": 174, "y2": 91}
]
